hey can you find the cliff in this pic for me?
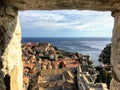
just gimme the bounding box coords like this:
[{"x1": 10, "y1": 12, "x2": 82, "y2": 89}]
[{"x1": 99, "y1": 44, "x2": 111, "y2": 64}]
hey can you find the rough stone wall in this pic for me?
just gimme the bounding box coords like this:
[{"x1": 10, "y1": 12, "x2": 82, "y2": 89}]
[
  {"x1": 110, "y1": 11, "x2": 120, "y2": 90},
  {"x1": 6, "y1": 0, "x2": 120, "y2": 11},
  {"x1": 43, "y1": 75, "x2": 62, "y2": 82},
  {"x1": 0, "y1": 0, "x2": 23, "y2": 90},
  {"x1": 40, "y1": 68, "x2": 76, "y2": 76}
]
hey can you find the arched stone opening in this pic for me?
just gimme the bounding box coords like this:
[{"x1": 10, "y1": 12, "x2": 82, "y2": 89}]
[{"x1": 0, "y1": 0, "x2": 120, "y2": 90}]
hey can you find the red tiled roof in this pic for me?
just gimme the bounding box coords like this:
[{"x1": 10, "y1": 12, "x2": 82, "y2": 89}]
[
  {"x1": 23, "y1": 76, "x2": 29, "y2": 84},
  {"x1": 26, "y1": 63, "x2": 35, "y2": 69}
]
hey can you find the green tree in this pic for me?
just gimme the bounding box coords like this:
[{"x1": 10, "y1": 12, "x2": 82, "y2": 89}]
[
  {"x1": 99, "y1": 69, "x2": 107, "y2": 83},
  {"x1": 107, "y1": 73, "x2": 112, "y2": 89},
  {"x1": 95, "y1": 68, "x2": 112, "y2": 89}
]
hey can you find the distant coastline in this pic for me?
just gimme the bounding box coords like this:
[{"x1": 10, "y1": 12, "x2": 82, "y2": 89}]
[{"x1": 22, "y1": 37, "x2": 111, "y2": 65}]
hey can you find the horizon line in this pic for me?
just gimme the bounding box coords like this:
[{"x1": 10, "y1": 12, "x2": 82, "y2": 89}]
[{"x1": 22, "y1": 36, "x2": 112, "y2": 38}]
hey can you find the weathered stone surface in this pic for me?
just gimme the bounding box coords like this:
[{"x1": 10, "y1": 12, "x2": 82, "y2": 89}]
[
  {"x1": 2, "y1": 17, "x2": 23, "y2": 90},
  {"x1": 5, "y1": 0, "x2": 120, "y2": 11},
  {"x1": 110, "y1": 78, "x2": 120, "y2": 90},
  {"x1": 0, "y1": 78, "x2": 6, "y2": 90},
  {"x1": 110, "y1": 10, "x2": 120, "y2": 90},
  {"x1": 0, "y1": 1, "x2": 23, "y2": 89},
  {"x1": 10, "y1": 66, "x2": 18, "y2": 90},
  {"x1": 5, "y1": 5, "x2": 18, "y2": 16}
]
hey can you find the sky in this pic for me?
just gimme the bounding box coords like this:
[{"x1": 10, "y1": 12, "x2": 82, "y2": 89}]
[{"x1": 18, "y1": 10, "x2": 114, "y2": 37}]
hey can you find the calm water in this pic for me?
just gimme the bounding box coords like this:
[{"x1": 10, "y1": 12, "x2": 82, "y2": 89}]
[{"x1": 22, "y1": 37, "x2": 111, "y2": 65}]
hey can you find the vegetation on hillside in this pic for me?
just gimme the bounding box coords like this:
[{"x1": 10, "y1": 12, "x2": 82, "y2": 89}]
[
  {"x1": 95, "y1": 67, "x2": 112, "y2": 88},
  {"x1": 95, "y1": 43, "x2": 112, "y2": 89}
]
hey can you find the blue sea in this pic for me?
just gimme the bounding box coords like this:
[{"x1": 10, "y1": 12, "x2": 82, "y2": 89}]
[{"x1": 22, "y1": 37, "x2": 111, "y2": 65}]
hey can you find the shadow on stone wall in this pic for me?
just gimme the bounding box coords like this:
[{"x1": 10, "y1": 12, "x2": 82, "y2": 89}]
[
  {"x1": 0, "y1": 0, "x2": 18, "y2": 89},
  {"x1": 4, "y1": 74, "x2": 10, "y2": 90}
]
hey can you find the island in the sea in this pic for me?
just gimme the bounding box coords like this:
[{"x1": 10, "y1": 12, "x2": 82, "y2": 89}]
[{"x1": 22, "y1": 42, "x2": 112, "y2": 90}]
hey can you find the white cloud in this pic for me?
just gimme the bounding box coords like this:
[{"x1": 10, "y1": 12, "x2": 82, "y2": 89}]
[
  {"x1": 19, "y1": 10, "x2": 65, "y2": 23},
  {"x1": 19, "y1": 10, "x2": 114, "y2": 37}
]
